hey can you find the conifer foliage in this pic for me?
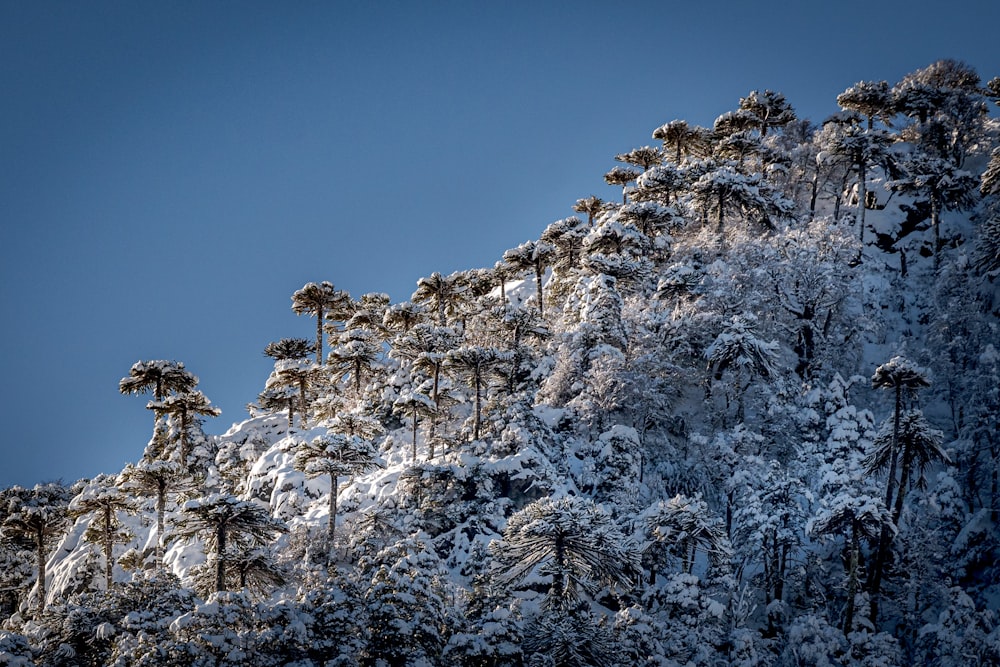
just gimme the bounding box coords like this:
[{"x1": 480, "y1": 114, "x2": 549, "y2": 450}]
[{"x1": 3, "y1": 60, "x2": 1000, "y2": 666}]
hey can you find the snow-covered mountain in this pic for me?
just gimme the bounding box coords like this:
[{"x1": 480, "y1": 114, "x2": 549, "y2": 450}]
[{"x1": 3, "y1": 60, "x2": 1000, "y2": 666}]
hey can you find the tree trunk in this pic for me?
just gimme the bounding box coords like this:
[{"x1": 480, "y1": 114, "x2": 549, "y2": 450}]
[
  {"x1": 856, "y1": 158, "x2": 867, "y2": 245},
  {"x1": 892, "y1": 439, "x2": 915, "y2": 527},
  {"x1": 103, "y1": 504, "x2": 113, "y2": 590},
  {"x1": 299, "y1": 376, "x2": 309, "y2": 428},
  {"x1": 717, "y1": 191, "x2": 725, "y2": 233},
  {"x1": 179, "y1": 405, "x2": 189, "y2": 467},
  {"x1": 328, "y1": 472, "x2": 339, "y2": 552},
  {"x1": 844, "y1": 521, "x2": 860, "y2": 636},
  {"x1": 156, "y1": 480, "x2": 166, "y2": 569},
  {"x1": 315, "y1": 307, "x2": 324, "y2": 364},
  {"x1": 432, "y1": 364, "x2": 440, "y2": 405},
  {"x1": 809, "y1": 170, "x2": 819, "y2": 220},
  {"x1": 473, "y1": 368, "x2": 483, "y2": 441},
  {"x1": 534, "y1": 262, "x2": 545, "y2": 318},
  {"x1": 411, "y1": 406, "x2": 418, "y2": 463},
  {"x1": 35, "y1": 526, "x2": 46, "y2": 613},
  {"x1": 215, "y1": 522, "x2": 227, "y2": 593}
]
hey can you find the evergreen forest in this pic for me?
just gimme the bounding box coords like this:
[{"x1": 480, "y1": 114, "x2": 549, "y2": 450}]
[{"x1": 3, "y1": 60, "x2": 1000, "y2": 666}]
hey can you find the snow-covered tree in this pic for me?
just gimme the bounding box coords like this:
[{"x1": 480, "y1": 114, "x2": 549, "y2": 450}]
[
  {"x1": 68, "y1": 475, "x2": 136, "y2": 591},
  {"x1": 0, "y1": 482, "x2": 72, "y2": 613},
  {"x1": 490, "y1": 495, "x2": 641, "y2": 609},
  {"x1": 172, "y1": 494, "x2": 286, "y2": 594},
  {"x1": 291, "y1": 280, "x2": 351, "y2": 363},
  {"x1": 293, "y1": 433, "x2": 379, "y2": 552},
  {"x1": 147, "y1": 389, "x2": 221, "y2": 467}
]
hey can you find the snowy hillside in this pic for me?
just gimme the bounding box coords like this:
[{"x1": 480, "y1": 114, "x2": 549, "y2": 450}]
[{"x1": 3, "y1": 60, "x2": 1000, "y2": 666}]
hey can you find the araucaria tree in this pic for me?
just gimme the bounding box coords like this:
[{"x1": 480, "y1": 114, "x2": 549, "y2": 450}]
[
  {"x1": 173, "y1": 494, "x2": 286, "y2": 594},
  {"x1": 119, "y1": 360, "x2": 197, "y2": 401},
  {"x1": 68, "y1": 475, "x2": 136, "y2": 590},
  {"x1": 445, "y1": 345, "x2": 503, "y2": 440},
  {"x1": 490, "y1": 495, "x2": 641, "y2": 609},
  {"x1": 865, "y1": 356, "x2": 934, "y2": 619},
  {"x1": 503, "y1": 239, "x2": 556, "y2": 317},
  {"x1": 147, "y1": 389, "x2": 221, "y2": 467},
  {"x1": 0, "y1": 483, "x2": 71, "y2": 613},
  {"x1": 121, "y1": 459, "x2": 184, "y2": 569},
  {"x1": 293, "y1": 433, "x2": 379, "y2": 552},
  {"x1": 119, "y1": 360, "x2": 198, "y2": 441},
  {"x1": 291, "y1": 281, "x2": 351, "y2": 363}
]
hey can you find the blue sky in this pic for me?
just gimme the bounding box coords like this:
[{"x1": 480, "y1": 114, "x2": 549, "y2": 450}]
[{"x1": 1, "y1": 1, "x2": 997, "y2": 487}]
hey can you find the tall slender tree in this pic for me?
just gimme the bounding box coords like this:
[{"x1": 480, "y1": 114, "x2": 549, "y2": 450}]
[
  {"x1": 68, "y1": 476, "x2": 136, "y2": 591},
  {"x1": 121, "y1": 459, "x2": 184, "y2": 569},
  {"x1": 503, "y1": 240, "x2": 556, "y2": 317},
  {"x1": 0, "y1": 483, "x2": 72, "y2": 613},
  {"x1": 291, "y1": 281, "x2": 351, "y2": 363},
  {"x1": 147, "y1": 390, "x2": 221, "y2": 467},
  {"x1": 866, "y1": 356, "x2": 931, "y2": 619},
  {"x1": 293, "y1": 434, "x2": 380, "y2": 553}
]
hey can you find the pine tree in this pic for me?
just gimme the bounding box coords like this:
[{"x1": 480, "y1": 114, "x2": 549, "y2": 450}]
[
  {"x1": 147, "y1": 389, "x2": 221, "y2": 467},
  {"x1": 0, "y1": 482, "x2": 72, "y2": 613},
  {"x1": 445, "y1": 345, "x2": 503, "y2": 441},
  {"x1": 121, "y1": 459, "x2": 185, "y2": 569},
  {"x1": 173, "y1": 494, "x2": 286, "y2": 593},
  {"x1": 490, "y1": 495, "x2": 641, "y2": 609},
  {"x1": 293, "y1": 433, "x2": 379, "y2": 553},
  {"x1": 291, "y1": 281, "x2": 351, "y2": 363},
  {"x1": 68, "y1": 475, "x2": 136, "y2": 591}
]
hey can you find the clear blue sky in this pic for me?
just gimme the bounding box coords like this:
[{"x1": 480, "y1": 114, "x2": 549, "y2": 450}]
[{"x1": 1, "y1": 1, "x2": 997, "y2": 487}]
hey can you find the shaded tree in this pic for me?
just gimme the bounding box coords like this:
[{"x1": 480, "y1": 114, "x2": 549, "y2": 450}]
[
  {"x1": 490, "y1": 495, "x2": 641, "y2": 609},
  {"x1": 68, "y1": 475, "x2": 136, "y2": 591},
  {"x1": 0, "y1": 482, "x2": 72, "y2": 613},
  {"x1": 173, "y1": 494, "x2": 286, "y2": 593}
]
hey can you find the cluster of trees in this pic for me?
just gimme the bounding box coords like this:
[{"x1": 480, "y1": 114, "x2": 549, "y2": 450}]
[{"x1": 2, "y1": 60, "x2": 1000, "y2": 666}]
